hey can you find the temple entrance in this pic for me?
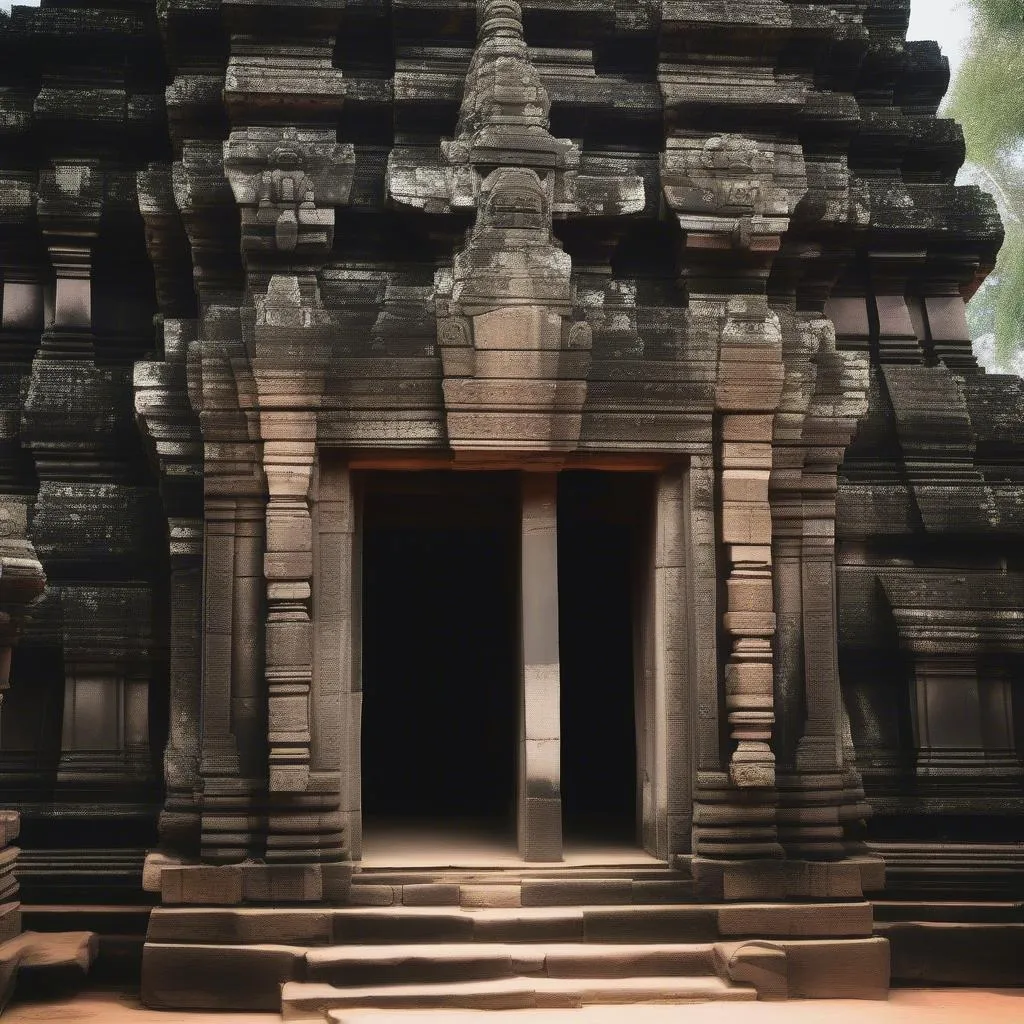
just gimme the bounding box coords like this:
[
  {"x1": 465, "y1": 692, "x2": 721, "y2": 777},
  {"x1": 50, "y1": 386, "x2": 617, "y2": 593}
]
[
  {"x1": 360, "y1": 472, "x2": 520, "y2": 847},
  {"x1": 558, "y1": 472, "x2": 649, "y2": 846},
  {"x1": 357, "y1": 467, "x2": 659, "y2": 864}
]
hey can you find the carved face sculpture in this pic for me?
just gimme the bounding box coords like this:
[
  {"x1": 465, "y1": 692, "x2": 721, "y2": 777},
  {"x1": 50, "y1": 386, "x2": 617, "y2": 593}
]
[
  {"x1": 454, "y1": 167, "x2": 570, "y2": 311},
  {"x1": 261, "y1": 145, "x2": 314, "y2": 208},
  {"x1": 483, "y1": 169, "x2": 548, "y2": 233}
]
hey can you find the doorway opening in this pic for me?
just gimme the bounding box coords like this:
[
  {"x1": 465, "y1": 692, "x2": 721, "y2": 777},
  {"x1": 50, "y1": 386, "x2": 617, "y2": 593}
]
[
  {"x1": 558, "y1": 471, "x2": 651, "y2": 849},
  {"x1": 359, "y1": 471, "x2": 520, "y2": 853}
]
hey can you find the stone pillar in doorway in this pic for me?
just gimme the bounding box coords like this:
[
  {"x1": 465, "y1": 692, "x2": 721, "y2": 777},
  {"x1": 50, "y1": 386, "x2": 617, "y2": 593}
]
[{"x1": 518, "y1": 473, "x2": 562, "y2": 862}]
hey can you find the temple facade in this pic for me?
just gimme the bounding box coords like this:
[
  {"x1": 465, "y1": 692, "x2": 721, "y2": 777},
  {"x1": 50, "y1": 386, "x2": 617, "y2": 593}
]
[{"x1": 0, "y1": 0, "x2": 1021, "y2": 1013}]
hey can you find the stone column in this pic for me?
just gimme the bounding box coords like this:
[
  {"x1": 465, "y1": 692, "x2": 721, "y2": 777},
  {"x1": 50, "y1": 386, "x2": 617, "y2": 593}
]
[
  {"x1": 134, "y1": 318, "x2": 206, "y2": 859},
  {"x1": 232, "y1": 499, "x2": 266, "y2": 780},
  {"x1": 199, "y1": 499, "x2": 242, "y2": 783},
  {"x1": 198, "y1": 497, "x2": 253, "y2": 864},
  {"x1": 263, "y1": 424, "x2": 316, "y2": 799},
  {"x1": 159, "y1": 518, "x2": 203, "y2": 856},
  {"x1": 716, "y1": 298, "x2": 785, "y2": 799},
  {"x1": 637, "y1": 469, "x2": 692, "y2": 860},
  {"x1": 313, "y1": 459, "x2": 361, "y2": 860},
  {"x1": 518, "y1": 472, "x2": 562, "y2": 862}
]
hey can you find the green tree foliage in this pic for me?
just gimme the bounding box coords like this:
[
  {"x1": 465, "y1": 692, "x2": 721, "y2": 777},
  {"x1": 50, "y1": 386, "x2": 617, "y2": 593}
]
[{"x1": 947, "y1": 0, "x2": 1024, "y2": 370}]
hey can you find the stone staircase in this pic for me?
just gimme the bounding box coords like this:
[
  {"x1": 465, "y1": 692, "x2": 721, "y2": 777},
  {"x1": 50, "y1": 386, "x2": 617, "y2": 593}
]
[
  {"x1": 274, "y1": 862, "x2": 799, "y2": 1020},
  {"x1": 142, "y1": 858, "x2": 889, "y2": 1014},
  {"x1": 344, "y1": 863, "x2": 696, "y2": 909}
]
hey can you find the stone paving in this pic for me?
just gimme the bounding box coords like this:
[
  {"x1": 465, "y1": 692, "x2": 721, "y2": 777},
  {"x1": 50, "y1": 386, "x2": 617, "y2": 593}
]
[{"x1": 5, "y1": 989, "x2": 1024, "y2": 1024}]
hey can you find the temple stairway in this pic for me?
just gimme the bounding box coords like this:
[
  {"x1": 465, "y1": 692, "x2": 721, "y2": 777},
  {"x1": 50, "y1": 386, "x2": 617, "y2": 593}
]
[
  {"x1": 281, "y1": 862, "x2": 754, "y2": 1019},
  {"x1": 263, "y1": 860, "x2": 886, "y2": 1020},
  {"x1": 142, "y1": 855, "x2": 889, "y2": 1013}
]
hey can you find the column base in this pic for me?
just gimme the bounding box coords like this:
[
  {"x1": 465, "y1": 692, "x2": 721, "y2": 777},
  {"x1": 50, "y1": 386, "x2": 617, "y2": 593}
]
[{"x1": 691, "y1": 854, "x2": 885, "y2": 902}]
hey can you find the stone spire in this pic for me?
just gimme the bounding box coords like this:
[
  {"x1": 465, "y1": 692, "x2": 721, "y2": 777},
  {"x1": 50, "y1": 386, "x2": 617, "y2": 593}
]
[{"x1": 450, "y1": 1, "x2": 571, "y2": 172}]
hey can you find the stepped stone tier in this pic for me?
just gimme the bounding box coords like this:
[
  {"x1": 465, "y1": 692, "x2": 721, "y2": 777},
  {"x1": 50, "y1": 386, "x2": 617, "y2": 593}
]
[{"x1": 0, "y1": 0, "x2": 1021, "y2": 1013}]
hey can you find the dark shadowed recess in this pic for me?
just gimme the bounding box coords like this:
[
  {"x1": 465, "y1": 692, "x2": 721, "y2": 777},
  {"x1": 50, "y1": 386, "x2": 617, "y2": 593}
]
[
  {"x1": 558, "y1": 471, "x2": 650, "y2": 845},
  {"x1": 360, "y1": 471, "x2": 519, "y2": 828}
]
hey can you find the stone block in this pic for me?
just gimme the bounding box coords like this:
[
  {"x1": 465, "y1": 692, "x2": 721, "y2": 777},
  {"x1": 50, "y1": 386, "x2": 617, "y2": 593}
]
[
  {"x1": 401, "y1": 884, "x2": 461, "y2": 907},
  {"x1": 715, "y1": 940, "x2": 788, "y2": 999},
  {"x1": 460, "y1": 885, "x2": 522, "y2": 909},
  {"x1": 331, "y1": 910, "x2": 474, "y2": 945},
  {"x1": 0, "y1": 904, "x2": 21, "y2": 945},
  {"x1": 717, "y1": 902, "x2": 873, "y2": 939},
  {"x1": 520, "y1": 879, "x2": 633, "y2": 907},
  {"x1": 850, "y1": 855, "x2": 886, "y2": 894},
  {"x1": 472, "y1": 911, "x2": 584, "y2": 944},
  {"x1": 142, "y1": 942, "x2": 304, "y2": 1010},
  {"x1": 348, "y1": 885, "x2": 397, "y2": 907},
  {"x1": 583, "y1": 907, "x2": 718, "y2": 943},
  {"x1": 782, "y1": 937, "x2": 890, "y2": 999},
  {"x1": 323, "y1": 864, "x2": 355, "y2": 902},
  {"x1": 721, "y1": 470, "x2": 770, "y2": 504},
  {"x1": 880, "y1": 922, "x2": 1024, "y2": 986},
  {"x1": 630, "y1": 880, "x2": 695, "y2": 904},
  {"x1": 147, "y1": 908, "x2": 332, "y2": 947},
  {"x1": 721, "y1": 415, "x2": 775, "y2": 442},
  {"x1": 721, "y1": 503, "x2": 772, "y2": 545},
  {"x1": 161, "y1": 866, "x2": 243, "y2": 906},
  {"x1": 518, "y1": 797, "x2": 562, "y2": 863},
  {"x1": 722, "y1": 442, "x2": 773, "y2": 470},
  {"x1": 726, "y1": 578, "x2": 774, "y2": 613},
  {"x1": 242, "y1": 865, "x2": 323, "y2": 903},
  {"x1": 719, "y1": 861, "x2": 864, "y2": 901}
]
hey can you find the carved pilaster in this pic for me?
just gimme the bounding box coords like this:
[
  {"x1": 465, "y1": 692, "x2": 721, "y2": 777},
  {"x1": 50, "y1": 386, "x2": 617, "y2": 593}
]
[
  {"x1": 664, "y1": 129, "x2": 807, "y2": 859},
  {"x1": 262, "y1": 428, "x2": 316, "y2": 797}
]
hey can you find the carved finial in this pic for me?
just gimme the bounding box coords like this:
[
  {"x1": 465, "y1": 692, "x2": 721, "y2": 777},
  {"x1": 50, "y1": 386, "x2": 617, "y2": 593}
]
[
  {"x1": 480, "y1": 0, "x2": 524, "y2": 41},
  {"x1": 454, "y1": 0, "x2": 572, "y2": 170}
]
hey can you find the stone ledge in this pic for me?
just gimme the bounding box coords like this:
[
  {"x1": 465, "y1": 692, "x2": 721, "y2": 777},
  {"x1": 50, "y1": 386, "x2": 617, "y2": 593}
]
[
  {"x1": 879, "y1": 921, "x2": 1024, "y2": 986},
  {"x1": 692, "y1": 857, "x2": 883, "y2": 902},
  {"x1": 147, "y1": 859, "x2": 354, "y2": 906}
]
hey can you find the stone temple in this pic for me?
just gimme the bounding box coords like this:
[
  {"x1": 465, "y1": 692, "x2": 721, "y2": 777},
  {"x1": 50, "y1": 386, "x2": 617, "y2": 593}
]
[{"x1": 0, "y1": 0, "x2": 1020, "y2": 1013}]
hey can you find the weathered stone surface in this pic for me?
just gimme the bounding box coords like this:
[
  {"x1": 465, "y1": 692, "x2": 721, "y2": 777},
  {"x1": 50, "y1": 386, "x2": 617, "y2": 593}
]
[{"x1": 1, "y1": 0, "x2": 1019, "y2": 1012}]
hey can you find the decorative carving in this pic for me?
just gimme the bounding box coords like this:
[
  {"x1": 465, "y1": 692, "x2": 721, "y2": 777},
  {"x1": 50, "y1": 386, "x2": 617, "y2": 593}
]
[
  {"x1": 388, "y1": 1, "x2": 643, "y2": 219},
  {"x1": 662, "y1": 134, "x2": 807, "y2": 250},
  {"x1": 224, "y1": 127, "x2": 355, "y2": 255}
]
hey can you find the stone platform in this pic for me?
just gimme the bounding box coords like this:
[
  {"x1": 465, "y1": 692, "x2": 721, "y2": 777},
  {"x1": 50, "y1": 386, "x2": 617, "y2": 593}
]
[{"x1": 141, "y1": 860, "x2": 889, "y2": 1015}]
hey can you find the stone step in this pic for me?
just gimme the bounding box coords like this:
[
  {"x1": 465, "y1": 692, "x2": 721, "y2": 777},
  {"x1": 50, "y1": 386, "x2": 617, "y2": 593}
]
[
  {"x1": 348, "y1": 877, "x2": 696, "y2": 908},
  {"x1": 305, "y1": 941, "x2": 719, "y2": 986},
  {"x1": 327, "y1": 905, "x2": 724, "y2": 945},
  {"x1": 0, "y1": 929, "x2": 98, "y2": 1005},
  {"x1": 353, "y1": 866, "x2": 685, "y2": 884},
  {"x1": 146, "y1": 901, "x2": 873, "y2": 948},
  {"x1": 872, "y1": 900, "x2": 1024, "y2": 924},
  {"x1": 281, "y1": 975, "x2": 756, "y2": 1020}
]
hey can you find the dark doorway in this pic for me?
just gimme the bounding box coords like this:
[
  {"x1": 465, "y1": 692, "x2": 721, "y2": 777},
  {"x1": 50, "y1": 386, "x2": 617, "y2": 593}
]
[
  {"x1": 360, "y1": 472, "x2": 519, "y2": 827},
  {"x1": 558, "y1": 471, "x2": 650, "y2": 844}
]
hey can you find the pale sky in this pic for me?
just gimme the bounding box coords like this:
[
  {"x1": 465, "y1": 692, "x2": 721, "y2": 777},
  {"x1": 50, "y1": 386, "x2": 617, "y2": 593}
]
[{"x1": 907, "y1": 0, "x2": 974, "y2": 86}]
